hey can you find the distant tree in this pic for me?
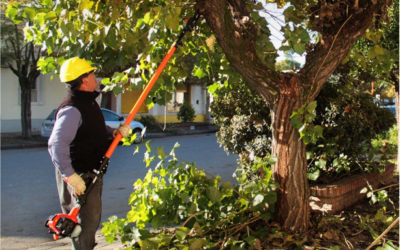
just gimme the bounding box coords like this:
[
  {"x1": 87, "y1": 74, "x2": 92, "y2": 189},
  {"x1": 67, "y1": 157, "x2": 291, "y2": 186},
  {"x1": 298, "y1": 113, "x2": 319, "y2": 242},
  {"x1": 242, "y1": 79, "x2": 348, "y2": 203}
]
[
  {"x1": 337, "y1": 0, "x2": 399, "y2": 168},
  {"x1": 1, "y1": 12, "x2": 42, "y2": 138},
  {"x1": 275, "y1": 59, "x2": 301, "y2": 71}
]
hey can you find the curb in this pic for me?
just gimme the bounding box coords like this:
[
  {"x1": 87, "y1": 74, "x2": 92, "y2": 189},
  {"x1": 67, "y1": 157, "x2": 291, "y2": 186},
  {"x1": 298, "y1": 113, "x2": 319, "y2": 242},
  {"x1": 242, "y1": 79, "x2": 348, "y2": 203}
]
[
  {"x1": 1, "y1": 130, "x2": 219, "y2": 150},
  {"x1": 1, "y1": 142, "x2": 48, "y2": 150}
]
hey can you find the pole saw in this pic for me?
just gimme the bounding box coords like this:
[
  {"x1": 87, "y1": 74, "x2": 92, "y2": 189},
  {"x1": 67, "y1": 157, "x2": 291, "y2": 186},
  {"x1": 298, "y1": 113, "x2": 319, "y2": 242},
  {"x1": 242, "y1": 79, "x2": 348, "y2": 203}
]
[{"x1": 44, "y1": 13, "x2": 200, "y2": 240}]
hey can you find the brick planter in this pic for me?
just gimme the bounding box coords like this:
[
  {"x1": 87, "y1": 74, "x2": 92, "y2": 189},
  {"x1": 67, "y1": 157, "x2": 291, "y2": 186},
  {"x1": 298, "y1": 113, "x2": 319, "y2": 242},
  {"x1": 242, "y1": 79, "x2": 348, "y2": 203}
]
[{"x1": 309, "y1": 164, "x2": 395, "y2": 213}]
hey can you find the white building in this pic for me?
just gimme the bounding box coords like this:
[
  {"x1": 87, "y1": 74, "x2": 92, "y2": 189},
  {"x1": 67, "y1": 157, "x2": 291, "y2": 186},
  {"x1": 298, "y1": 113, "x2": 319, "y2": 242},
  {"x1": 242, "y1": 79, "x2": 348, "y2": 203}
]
[{"x1": 1, "y1": 68, "x2": 211, "y2": 133}]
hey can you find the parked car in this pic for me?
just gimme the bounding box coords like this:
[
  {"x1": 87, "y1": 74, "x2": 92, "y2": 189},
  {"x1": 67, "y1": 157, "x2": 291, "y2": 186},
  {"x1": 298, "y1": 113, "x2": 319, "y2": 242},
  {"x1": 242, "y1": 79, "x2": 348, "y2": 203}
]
[
  {"x1": 382, "y1": 104, "x2": 397, "y2": 117},
  {"x1": 41, "y1": 108, "x2": 146, "y2": 143}
]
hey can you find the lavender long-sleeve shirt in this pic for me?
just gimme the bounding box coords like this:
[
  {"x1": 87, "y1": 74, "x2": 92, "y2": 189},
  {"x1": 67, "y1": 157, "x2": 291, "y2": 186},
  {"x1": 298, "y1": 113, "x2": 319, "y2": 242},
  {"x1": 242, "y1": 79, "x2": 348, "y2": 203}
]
[{"x1": 48, "y1": 106, "x2": 114, "y2": 177}]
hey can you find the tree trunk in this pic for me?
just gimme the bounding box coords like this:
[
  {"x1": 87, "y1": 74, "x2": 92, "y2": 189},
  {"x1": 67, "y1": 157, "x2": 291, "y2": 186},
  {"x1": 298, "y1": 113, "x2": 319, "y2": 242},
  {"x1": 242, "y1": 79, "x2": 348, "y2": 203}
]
[
  {"x1": 395, "y1": 83, "x2": 399, "y2": 172},
  {"x1": 390, "y1": 71, "x2": 399, "y2": 172},
  {"x1": 197, "y1": 0, "x2": 390, "y2": 233},
  {"x1": 271, "y1": 76, "x2": 309, "y2": 232},
  {"x1": 20, "y1": 81, "x2": 32, "y2": 139}
]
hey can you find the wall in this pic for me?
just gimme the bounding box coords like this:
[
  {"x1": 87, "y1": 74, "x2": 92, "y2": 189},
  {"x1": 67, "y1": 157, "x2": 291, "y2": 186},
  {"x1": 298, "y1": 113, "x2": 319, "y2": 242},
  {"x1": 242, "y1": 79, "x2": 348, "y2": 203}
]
[
  {"x1": 121, "y1": 84, "x2": 208, "y2": 123},
  {"x1": 1, "y1": 68, "x2": 66, "y2": 133},
  {"x1": 309, "y1": 164, "x2": 395, "y2": 213}
]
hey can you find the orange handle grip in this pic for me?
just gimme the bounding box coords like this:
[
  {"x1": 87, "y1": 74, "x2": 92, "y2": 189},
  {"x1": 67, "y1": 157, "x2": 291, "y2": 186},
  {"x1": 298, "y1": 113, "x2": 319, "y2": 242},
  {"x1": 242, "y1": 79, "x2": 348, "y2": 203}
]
[
  {"x1": 69, "y1": 206, "x2": 80, "y2": 219},
  {"x1": 104, "y1": 46, "x2": 177, "y2": 158}
]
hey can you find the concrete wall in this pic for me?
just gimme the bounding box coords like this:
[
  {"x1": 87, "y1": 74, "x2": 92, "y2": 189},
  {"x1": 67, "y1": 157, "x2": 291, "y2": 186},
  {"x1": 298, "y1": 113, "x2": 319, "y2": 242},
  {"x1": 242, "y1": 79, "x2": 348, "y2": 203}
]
[
  {"x1": 120, "y1": 84, "x2": 208, "y2": 123},
  {"x1": 1, "y1": 68, "x2": 66, "y2": 133}
]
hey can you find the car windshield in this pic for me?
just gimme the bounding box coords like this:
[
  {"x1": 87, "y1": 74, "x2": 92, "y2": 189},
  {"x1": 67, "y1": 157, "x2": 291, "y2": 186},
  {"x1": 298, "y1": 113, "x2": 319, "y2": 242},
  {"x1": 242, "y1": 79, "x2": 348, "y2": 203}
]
[{"x1": 46, "y1": 109, "x2": 57, "y2": 120}]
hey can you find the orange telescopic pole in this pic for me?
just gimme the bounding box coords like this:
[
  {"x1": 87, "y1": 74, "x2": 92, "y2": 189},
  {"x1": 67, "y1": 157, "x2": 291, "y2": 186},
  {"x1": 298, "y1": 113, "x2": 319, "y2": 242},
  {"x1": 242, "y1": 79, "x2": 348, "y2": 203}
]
[
  {"x1": 45, "y1": 14, "x2": 200, "y2": 241},
  {"x1": 105, "y1": 46, "x2": 177, "y2": 158},
  {"x1": 98, "y1": 13, "x2": 200, "y2": 170}
]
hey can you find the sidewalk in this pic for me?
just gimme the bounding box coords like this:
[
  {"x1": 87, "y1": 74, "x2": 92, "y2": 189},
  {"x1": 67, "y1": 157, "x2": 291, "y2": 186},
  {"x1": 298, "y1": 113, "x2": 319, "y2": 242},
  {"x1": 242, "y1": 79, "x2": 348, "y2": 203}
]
[
  {"x1": 1, "y1": 124, "x2": 220, "y2": 150},
  {"x1": 25, "y1": 230, "x2": 125, "y2": 250}
]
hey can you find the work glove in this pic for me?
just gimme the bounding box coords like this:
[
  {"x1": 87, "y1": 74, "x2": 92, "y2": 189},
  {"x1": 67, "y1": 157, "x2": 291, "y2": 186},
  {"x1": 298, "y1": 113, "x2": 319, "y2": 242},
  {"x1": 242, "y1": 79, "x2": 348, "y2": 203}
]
[
  {"x1": 113, "y1": 123, "x2": 130, "y2": 138},
  {"x1": 65, "y1": 173, "x2": 86, "y2": 196}
]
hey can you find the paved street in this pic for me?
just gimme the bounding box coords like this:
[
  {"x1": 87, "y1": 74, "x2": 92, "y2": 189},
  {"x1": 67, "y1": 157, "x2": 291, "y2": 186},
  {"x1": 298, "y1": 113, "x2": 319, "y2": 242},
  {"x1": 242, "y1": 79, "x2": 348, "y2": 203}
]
[{"x1": 1, "y1": 134, "x2": 238, "y2": 249}]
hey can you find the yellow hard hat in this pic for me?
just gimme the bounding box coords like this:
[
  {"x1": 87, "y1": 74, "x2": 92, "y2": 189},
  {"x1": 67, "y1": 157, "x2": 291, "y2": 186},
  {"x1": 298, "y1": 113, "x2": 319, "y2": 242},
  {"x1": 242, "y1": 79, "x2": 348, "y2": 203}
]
[{"x1": 59, "y1": 57, "x2": 97, "y2": 82}]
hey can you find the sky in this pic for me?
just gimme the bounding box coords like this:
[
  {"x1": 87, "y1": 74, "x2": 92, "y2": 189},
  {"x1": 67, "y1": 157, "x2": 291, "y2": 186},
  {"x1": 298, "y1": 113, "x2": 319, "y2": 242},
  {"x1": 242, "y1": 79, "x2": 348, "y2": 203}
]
[{"x1": 260, "y1": 3, "x2": 306, "y2": 65}]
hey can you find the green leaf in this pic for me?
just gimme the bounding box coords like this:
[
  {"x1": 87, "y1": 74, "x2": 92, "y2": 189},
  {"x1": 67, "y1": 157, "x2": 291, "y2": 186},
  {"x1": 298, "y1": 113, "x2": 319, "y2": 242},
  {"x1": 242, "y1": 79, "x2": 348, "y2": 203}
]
[
  {"x1": 193, "y1": 222, "x2": 204, "y2": 236},
  {"x1": 376, "y1": 241, "x2": 397, "y2": 250},
  {"x1": 23, "y1": 7, "x2": 36, "y2": 19},
  {"x1": 145, "y1": 140, "x2": 152, "y2": 153},
  {"x1": 283, "y1": 6, "x2": 304, "y2": 24},
  {"x1": 305, "y1": 101, "x2": 317, "y2": 112},
  {"x1": 208, "y1": 187, "x2": 222, "y2": 203},
  {"x1": 6, "y1": 6, "x2": 18, "y2": 20},
  {"x1": 314, "y1": 125, "x2": 323, "y2": 138},
  {"x1": 244, "y1": 236, "x2": 256, "y2": 246},
  {"x1": 140, "y1": 238, "x2": 160, "y2": 250},
  {"x1": 290, "y1": 117, "x2": 303, "y2": 129},
  {"x1": 151, "y1": 214, "x2": 163, "y2": 229},
  {"x1": 143, "y1": 12, "x2": 151, "y2": 24},
  {"x1": 244, "y1": 181, "x2": 259, "y2": 193},
  {"x1": 193, "y1": 68, "x2": 207, "y2": 79},
  {"x1": 305, "y1": 114, "x2": 315, "y2": 123},
  {"x1": 44, "y1": 11, "x2": 57, "y2": 21},
  {"x1": 189, "y1": 239, "x2": 207, "y2": 250},
  {"x1": 176, "y1": 227, "x2": 190, "y2": 241},
  {"x1": 293, "y1": 43, "x2": 305, "y2": 55},
  {"x1": 302, "y1": 135, "x2": 311, "y2": 145},
  {"x1": 34, "y1": 13, "x2": 46, "y2": 26},
  {"x1": 101, "y1": 78, "x2": 111, "y2": 85},
  {"x1": 265, "y1": 41, "x2": 276, "y2": 52},
  {"x1": 157, "y1": 147, "x2": 166, "y2": 159},
  {"x1": 41, "y1": 0, "x2": 53, "y2": 6},
  {"x1": 136, "y1": 18, "x2": 144, "y2": 28},
  {"x1": 165, "y1": 15, "x2": 180, "y2": 32},
  {"x1": 374, "y1": 45, "x2": 385, "y2": 56},
  {"x1": 318, "y1": 159, "x2": 327, "y2": 169},
  {"x1": 307, "y1": 169, "x2": 320, "y2": 181},
  {"x1": 252, "y1": 194, "x2": 264, "y2": 206},
  {"x1": 208, "y1": 82, "x2": 221, "y2": 95}
]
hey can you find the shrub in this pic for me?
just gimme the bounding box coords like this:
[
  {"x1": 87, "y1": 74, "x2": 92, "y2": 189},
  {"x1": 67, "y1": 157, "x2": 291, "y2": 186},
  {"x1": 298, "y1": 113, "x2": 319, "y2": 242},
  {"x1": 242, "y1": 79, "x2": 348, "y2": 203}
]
[
  {"x1": 371, "y1": 124, "x2": 398, "y2": 155},
  {"x1": 136, "y1": 115, "x2": 163, "y2": 132},
  {"x1": 177, "y1": 103, "x2": 196, "y2": 123},
  {"x1": 308, "y1": 81, "x2": 396, "y2": 183},
  {"x1": 210, "y1": 80, "x2": 396, "y2": 183},
  {"x1": 210, "y1": 82, "x2": 272, "y2": 172}
]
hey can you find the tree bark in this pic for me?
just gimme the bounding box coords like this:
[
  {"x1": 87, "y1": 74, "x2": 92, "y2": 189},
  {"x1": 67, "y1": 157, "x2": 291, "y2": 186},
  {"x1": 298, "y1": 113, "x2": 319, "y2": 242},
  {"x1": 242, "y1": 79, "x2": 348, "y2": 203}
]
[
  {"x1": 197, "y1": 0, "x2": 391, "y2": 233},
  {"x1": 20, "y1": 79, "x2": 32, "y2": 139},
  {"x1": 389, "y1": 71, "x2": 399, "y2": 171},
  {"x1": 394, "y1": 78, "x2": 399, "y2": 172},
  {"x1": 271, "y1": 76, "x2": 309, "y2": 232}
]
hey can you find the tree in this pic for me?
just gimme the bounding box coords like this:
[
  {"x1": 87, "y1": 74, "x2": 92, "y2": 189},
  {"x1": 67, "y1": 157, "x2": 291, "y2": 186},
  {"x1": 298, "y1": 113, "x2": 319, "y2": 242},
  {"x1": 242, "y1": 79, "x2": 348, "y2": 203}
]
[
  {"x1": 275, "y1": 49, "x2": 301, "y2": 71},
  {"x1": 1, "y1": 11, "x2": 42, "y2": 138},
  {"x1": 338, "y1": 0, "x2": 398, "y2": 169},
  {"x1": 7, "y1": 0, "x2": 393, "y2": 232}
]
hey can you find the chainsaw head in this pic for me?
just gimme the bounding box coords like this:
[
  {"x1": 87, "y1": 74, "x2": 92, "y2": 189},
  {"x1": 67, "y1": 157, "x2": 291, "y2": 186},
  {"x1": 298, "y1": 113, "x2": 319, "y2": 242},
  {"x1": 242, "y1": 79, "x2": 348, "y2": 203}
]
[{"x1": 44, "y1": 213, "x2": 81, "y2": 240}]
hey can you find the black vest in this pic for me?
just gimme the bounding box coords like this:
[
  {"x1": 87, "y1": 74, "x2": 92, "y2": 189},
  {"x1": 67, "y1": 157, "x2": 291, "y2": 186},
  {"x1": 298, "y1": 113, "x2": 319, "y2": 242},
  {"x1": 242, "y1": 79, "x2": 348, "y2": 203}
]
[{"x1": 56, "y1": 90, "x2": 109, "y2": 173}]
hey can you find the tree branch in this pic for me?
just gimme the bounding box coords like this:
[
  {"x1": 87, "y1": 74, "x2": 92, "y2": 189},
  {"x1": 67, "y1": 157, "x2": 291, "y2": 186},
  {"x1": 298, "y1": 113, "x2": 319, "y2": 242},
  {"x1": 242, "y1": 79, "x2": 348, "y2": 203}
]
[
  {"x1": 301, "y1": 1, "x2": 388, "y2": 102},
  {"x1": 14, "y1": 24, "x2": 22, "y2": 75},
  {"x1": 8, "y1": 63, "x2": 20, "y2": 77},
  {"x1": 196, "y1": 0, "x2": 280, "y2": 106}
]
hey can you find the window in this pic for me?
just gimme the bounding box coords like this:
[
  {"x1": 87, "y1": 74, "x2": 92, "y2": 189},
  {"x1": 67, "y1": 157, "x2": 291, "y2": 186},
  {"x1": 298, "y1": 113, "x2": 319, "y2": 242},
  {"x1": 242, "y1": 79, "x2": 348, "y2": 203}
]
[
  {"x1": 102, "y1": 110, "x2": 121, "y2": 121},
  {"x1": 168, "y1": 91, "x2": 187, "y2": 112},
  {"x1": 31, "y1": 80, "x2": 38, "y2": 102}
]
